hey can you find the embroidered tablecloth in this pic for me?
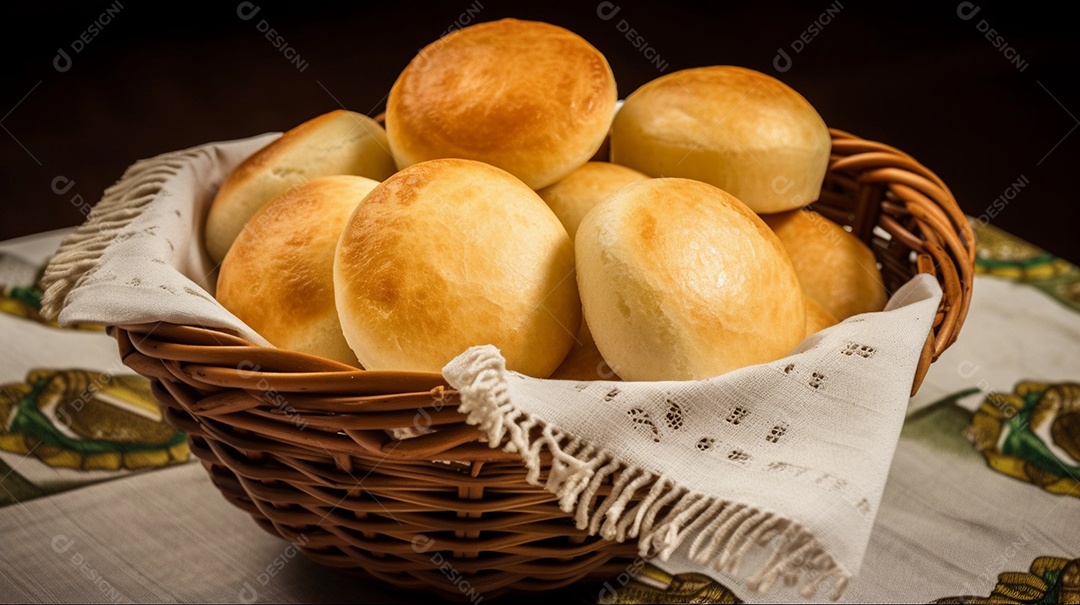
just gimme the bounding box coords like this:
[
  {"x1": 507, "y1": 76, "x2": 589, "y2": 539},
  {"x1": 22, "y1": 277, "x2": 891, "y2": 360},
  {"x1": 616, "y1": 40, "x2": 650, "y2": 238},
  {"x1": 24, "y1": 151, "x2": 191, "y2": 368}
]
[{"x1": 0, "y1": 221, "x2": 1077, "y2": 603}]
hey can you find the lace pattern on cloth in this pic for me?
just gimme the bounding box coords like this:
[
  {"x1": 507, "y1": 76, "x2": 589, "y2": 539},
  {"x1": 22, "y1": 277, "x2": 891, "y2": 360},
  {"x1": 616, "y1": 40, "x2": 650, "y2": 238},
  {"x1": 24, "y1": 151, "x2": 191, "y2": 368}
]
[
  {"x1": 32, "y1": 134, "x2": 943, "y2": 600},
  {"x1": 444, "y1": 276, "x2": 941, "y2": 600}
]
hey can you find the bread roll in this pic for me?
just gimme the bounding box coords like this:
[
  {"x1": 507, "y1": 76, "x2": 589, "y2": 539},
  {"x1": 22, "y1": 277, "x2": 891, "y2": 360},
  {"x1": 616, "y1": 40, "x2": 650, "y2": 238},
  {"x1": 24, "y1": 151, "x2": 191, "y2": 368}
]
[
  {"x1": 216, "y1": 175, "x2": 380, "y2": 366},
  {"x1": 611, "y1": 66, "x2": 830, "y2": 214},
  {"x1": 538, "y1": 162, "x2": 644, "y2": 381},
  {"x1": 549, "y1": 319, "x2": 621, "y2": 382},
  {"x1": 576, "y1": 178, "x2": 805, "y2": 381},
  {"x1": 386, "y1": 19, "x2": 617, "y2": 190},
  {"x1": 335, "y1": 158, "x2": 580, "y2": 376},
  {"x1": 805, "y1": 297, "x2": 839, "y2": 338},
  {"x1": 762, "y1": 209, "x2": 888, "y2": 320},
  {"x1": 536, "y1": 162, "x2": 649, "y2": 241},
  {"x1": 205, "y1": 110, "x2": 396, "y2": 264}
]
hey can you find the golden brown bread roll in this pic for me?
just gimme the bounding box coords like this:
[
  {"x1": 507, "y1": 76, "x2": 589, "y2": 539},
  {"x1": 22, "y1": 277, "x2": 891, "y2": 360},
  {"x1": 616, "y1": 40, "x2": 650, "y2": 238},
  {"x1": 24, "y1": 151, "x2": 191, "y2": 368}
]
[
  {"x1": 334, "y1": 158, "x2": 580, "y2": 376},
  {"x1": 610, "y1": 66, "x2": 830, "y2": 214},
  {"x1": 386, "y1": 19, "x2": 617, "y2": 190},
  {"x1": 216, "y1": 175, "x2": 380, "y2": 366},
  {"x1": 761, "y1": 209, "x2": 888, "y2": 321},
  {"x1": 538, "y1": 162, "x2": 645, "y2": 382},
  {"x1": 576, "y1": 178, "x2": 805, "y2": 381},
  {"x1": 205, "y1": 110, "x2": 396, "y2": 264},
  {"x1": 805, "y1": 297, "x2": 839, "y2": 338},
  {"x1": 536, "y1": 162, "x2": 649, "y2": 241}
]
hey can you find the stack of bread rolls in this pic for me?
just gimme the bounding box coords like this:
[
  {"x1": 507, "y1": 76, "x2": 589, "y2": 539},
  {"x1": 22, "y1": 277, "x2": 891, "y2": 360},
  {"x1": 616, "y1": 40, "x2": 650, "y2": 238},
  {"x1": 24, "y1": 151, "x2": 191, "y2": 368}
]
[{"x1": 208, "y1": 18, "x2": 888, "y2": 381}]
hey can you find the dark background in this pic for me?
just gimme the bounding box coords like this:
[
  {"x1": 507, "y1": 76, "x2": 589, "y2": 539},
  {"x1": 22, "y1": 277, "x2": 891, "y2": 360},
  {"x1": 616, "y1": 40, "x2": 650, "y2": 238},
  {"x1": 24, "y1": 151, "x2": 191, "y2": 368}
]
[{"x1": 2, "y1": 1, "x2": 1077, "y2": 261}]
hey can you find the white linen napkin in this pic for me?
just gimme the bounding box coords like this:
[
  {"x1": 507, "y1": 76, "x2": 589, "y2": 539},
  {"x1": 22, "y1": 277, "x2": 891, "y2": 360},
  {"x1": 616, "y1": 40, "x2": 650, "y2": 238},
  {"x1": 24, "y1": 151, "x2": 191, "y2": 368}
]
[
  {"x1": 40, "y1": 136, "x2": 941, "y2": 600},
  {"x1": 41, "y1": 134, "x2": 279, "y2": 342}
]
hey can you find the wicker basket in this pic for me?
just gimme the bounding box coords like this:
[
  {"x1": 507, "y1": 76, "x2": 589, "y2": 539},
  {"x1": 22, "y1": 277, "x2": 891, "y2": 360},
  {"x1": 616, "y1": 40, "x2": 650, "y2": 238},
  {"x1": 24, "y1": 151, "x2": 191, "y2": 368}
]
[{"x1": 110, "y1": 128, "x2": 974, "y2": 601}]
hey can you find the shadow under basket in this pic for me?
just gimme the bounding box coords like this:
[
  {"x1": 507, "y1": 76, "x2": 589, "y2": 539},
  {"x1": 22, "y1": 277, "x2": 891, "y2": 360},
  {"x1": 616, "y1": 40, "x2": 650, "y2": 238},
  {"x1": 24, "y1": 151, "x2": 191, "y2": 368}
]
[{"x1": 111, "y1": 128, "x2": 974, "y2": 601}]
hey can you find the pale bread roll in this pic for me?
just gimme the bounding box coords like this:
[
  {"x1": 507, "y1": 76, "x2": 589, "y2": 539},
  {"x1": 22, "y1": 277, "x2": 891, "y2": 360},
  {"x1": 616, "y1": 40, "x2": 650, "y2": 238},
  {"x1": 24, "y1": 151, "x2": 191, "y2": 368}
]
[
  {"x1": 205, "y1": 110, "x2": 396, "y2": 263},
  {"x1": 611, "y1": 66, "x2": 830, "y2": 214},
  {"x1": 536, "y1": 162, "x2": 649, "y2": 241},
  {"x1": 335, "y1": 158, "x2": 580, "y2": 376},
  {"x1": 762, "y1": 209, "x2": 888, "y2": 321},
  {"x1": 386, "y1": 19, "x2": 617, "y2": 190},
  {"x1": 576, "y1": 178, "x2": 805, "y2": 381},
  {"x1": 216, "y1": 175, "x2": 380, "y2": 366},
  {"x1": 538, "y1": 162, "x2": 644, "y2": 381},
  {"x1": 549, "y1": 319, "x2": 621, "y2": 382},
  {"x1": 805, "y1": 297, "x2": 839, "y2": 338}
]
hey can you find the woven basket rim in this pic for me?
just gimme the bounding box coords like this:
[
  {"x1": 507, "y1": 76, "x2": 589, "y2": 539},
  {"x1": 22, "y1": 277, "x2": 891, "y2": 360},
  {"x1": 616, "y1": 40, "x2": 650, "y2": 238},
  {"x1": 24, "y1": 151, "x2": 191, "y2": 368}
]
[
  {"x1": 99, "y1": 127, "x2": 975, "y2": 601},
  {"x1": 132, "y1": 127, "x2": 974, "y2": 393}
]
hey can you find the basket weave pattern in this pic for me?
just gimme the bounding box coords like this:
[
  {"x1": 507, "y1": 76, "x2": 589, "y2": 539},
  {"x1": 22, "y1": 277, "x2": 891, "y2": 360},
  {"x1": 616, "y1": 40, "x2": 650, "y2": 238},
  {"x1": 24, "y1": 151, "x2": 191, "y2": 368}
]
[{"x1": 111, "y1": 130, "x2": 974, "y2": 600}]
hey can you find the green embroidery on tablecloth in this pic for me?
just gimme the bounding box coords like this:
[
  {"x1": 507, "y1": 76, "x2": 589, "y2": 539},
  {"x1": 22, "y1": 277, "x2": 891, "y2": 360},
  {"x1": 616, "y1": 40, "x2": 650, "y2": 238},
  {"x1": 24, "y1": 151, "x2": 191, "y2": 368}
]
[
  {"x1": 0, "y1": 369, "x2": 190, "y2": 507},
  {"x1": 8, "y1": 374, "x2": 186, "y2": 456},
  {"x1": 0, "y1": 253, "x2": 102, "y2": 330},
  {"x1": 907, "y1": 382, "x2": 1080, "y2": 500},
  {"x1": 964, "y1": 382, "x2": 1080, "y2": 498},
  {"x1": 932, "y1": 556, "x2": 1079, "y2": 603},
  {"x1": 597, "y1": 563, "x2": 742, "y2": 604},
  {"x1": 972, "y1": 220, "x2": 1080, "y2": 312}
]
